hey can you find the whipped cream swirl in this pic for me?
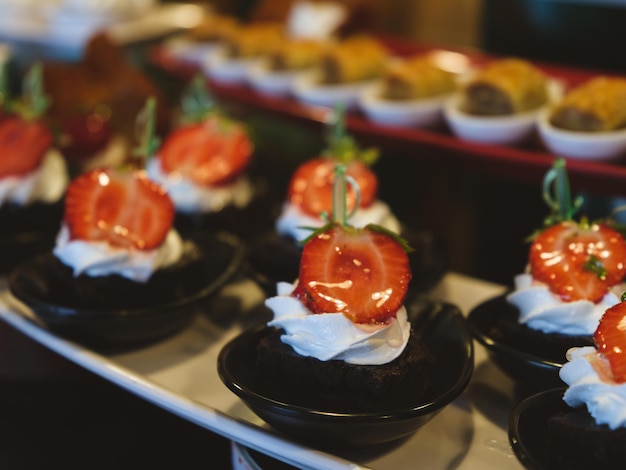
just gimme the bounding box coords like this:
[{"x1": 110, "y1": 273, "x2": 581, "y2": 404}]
[
  {"x1": 265, "y1": 281, "x2": 410, "y2": 365},
  {"x1": 561, "y1": 346, "x2": 626, "y2": 430},
  {"x1": 53, "y1": 225, "x2": 184, "y2": 282},
  {"x1": 276, "y1": 200, "x2": 402, "y2": 242},
  {"x1": 506, "y1": 273, "x2": 623, "y2": 335},
  {"x1": 147, "y1": 158, "x2": 253, "y2": 214},
  {"x1": 0, "y1": 150, "x2": 68, "y2": 207}
]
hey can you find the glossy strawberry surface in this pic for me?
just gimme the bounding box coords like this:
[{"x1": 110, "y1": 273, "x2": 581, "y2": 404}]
[
  {"x1": 594, "y1": 301, "x2": 626, "y2": 382},
  {"x1": 287, "y1": 158, "x2": 378, "y2": 218},
  {"x1": 65, "y1": 168, "x2": 174, "y2": 250},
  {"x1": 293, "y1": 224, "x2": 411, "y2": 324},
  {"x1": 158, "y1": 118, "x2": 252, "y2": 186},
  {"x1": 0, "y1": 116, "x2": 52, "y2": 179},
  {"x1": 529, "y1": 221, "x2": 626, "y2": 303}
]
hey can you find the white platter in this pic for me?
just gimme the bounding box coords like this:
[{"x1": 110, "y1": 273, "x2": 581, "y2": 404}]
[{"x1": 0, "y1": 273, "x2": 522, "y2": 470}]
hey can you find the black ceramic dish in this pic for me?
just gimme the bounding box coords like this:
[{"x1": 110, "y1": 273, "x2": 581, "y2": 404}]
[
  {"x1": 246, "y1": 225, "x2": 448, "y2": 297},
  {"x1": 467, "y1": 294, "x2": 593, "y2": 389},
  {"x1": 8, "y1": 231, "x2": 245, "y2": 347},
  {"x1": 217, "y1": 289, "x2": 473, "y2": 449},
  {"x1": 508, "y1": 387, "x2": 568, "y2": 470}
]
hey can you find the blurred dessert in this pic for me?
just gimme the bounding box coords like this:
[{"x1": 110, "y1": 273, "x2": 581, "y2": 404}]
[
  {"x1": 504, "y1": 158, "x2": 626, "y2": 355},
  {"x1": 550, "y1": 76, "x2": 626, "y2": 132},
  {"x1": 461, "y1": 58, "x2": 549, "y2": 115},
  {"x1": 220, "y1": 22, "x2": 285, "y2": 60},
  {"x1": 147, "y1": 75, "x2": 270, "y2": 238},
  {"x1": 381, "y1": 55, "x2": 456, "y2": 101},
  {"x1": 316, "y1": 35, "x2": 386, "y2": 85},
  {"x1": 186, "y1": 13, "x2": 240, "y2": 45},
  {"x1": 265, "y1": 38, "x2": 330, "y2": 72},
  {"x1": 42, "y1": 32, "x2": 169, "y2": 174},
  {"x1": 0, "y1": 63, "x2": 69, "y2": 273},
  {"x1": 256, "y1": 165, "x2": 434, "y2": 411},
  {"x1": 549, "y1": 299, "x2": 626, "y2": 468}
]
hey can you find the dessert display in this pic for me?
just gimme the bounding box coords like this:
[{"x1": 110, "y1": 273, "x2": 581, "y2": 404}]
[
  {"x1": 247, "y1": 106, "x2": 446, "y2": 294},
  {"x1": 218, "y1": 166, "x2": 472, "y2": 447},
  {"x1": 8, "y1": 99, "x2": 244, "y2": 344},
  {"x1": 292, "y1": 35, "x2": 389, "y2": 108},
  {"x1": 147, "y1": 75, "x2": 270, "y2": 239},
  {"x1": 468, "y1": 158, "x2": 626, "y2": 385},
  {"x1": 359, "y1": 54, "x2": 458, "y2": 127},
  {"x1": 0, "y1": 62, "x2": 70, "y2": 273},
  {"x1": 444, "y1": 57, "x2": 558, "y2": 145},
  {"x1": 538, "y1": 76, "x2": 626, "y2": 160}
]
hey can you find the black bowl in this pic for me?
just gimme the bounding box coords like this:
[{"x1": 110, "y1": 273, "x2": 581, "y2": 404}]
[
  {"x1": 8, "y1": 231, "x2": 245, "y2": 347},
  {"x1": 246, "y1": 225, "x2": 448, "y2": 297},
  {"x1": 217, "y1": 289, "x2": 473, "y2": 449},
  {"x1": 467, "y1": 295, "x2": 593, "y2": 389},
  {"x1": 508, "y1": 387, "x2": 568, "y2": 469}
]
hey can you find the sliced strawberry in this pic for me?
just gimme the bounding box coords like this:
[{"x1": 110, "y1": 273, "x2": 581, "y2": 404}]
[
  {"x1": 293, "y1": 224, "x2": 411, "y2": 324},
  {"x1": 65, "y1": 168, "x2": 174, "y2": 250},
  {"x1": 158, "y1": 117, "x2": 252, "y2": 186},
  {"x1": 0, "y1": 116, "x2": 52, "y2": 179},
  {"x1": 594, "y1": 301, "x2": 626, "y2": 382},
  {"x1": 287, "y1": 157, "x2": 378, "y2": 218},
  {"x1": 529, "y1": 221, "x2": 626, "y2": 303}
]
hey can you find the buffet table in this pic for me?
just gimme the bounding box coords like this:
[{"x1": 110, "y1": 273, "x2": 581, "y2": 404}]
[{"x1": 0, "y1": 272, "x2": 530, "y2": 469}]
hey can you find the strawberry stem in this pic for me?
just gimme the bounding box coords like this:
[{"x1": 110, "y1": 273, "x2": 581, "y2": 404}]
[
  {"x1": 10, "y1": 62, "x2": 50, "y2": 121},
  {"x1": 542, "y1": 158, "x2": 583, "y2": 226},
  {"x1": 330, "y1": 163, "x2": 361, "y2": 226},
  {"x1": 132, "y1": 97, "x2": 161, "y2": 167},
  {"x1": 323, "y1": 104, "x2": 379, "y2": 166},
  {"x1": 180, "y1": 73, "x2": 216, "y2": 125}
]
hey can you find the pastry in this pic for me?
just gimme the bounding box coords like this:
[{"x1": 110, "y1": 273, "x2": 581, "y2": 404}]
[
  {"x1": 256, "y1": 167, "x2": 435, "y2": 412},
  {"x1": 462, "y1": 58, "x2": 548, "y2": 115},
  {"x1": 381, "y1": 55, "x2": 456, "y2": 101},
  {"x1": 547, "y1": 300, "x2": 626, "y2": 468},
  {"x1": 147, "y1": 76, "x2": 271, "y2": 239},
  {"x1": 0, "y1": 63, "x2": 69, "y2": 273},
  {"x1": 187, "y1": 14, "x2": 241, "y2": 44},
  {"x1": 265, "y1": 38, "x2": 329, "y2": 72},
  {"x1": 316, "y1": 35, "x2": 386, "y2": 84},
  {"x1": 504, "y1": 158, "x2": 626, "y2": 355},
  {"x1": 221, "y1": 22, "x2": 285, "y2": 59},
  {"x1": 550, "y1": 76, "x2": 626, "y2": 132}
]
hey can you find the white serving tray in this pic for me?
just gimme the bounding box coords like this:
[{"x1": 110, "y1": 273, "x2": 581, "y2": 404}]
[{"x1": 0, "y1": 273, "x2": 522, "y2": 470}]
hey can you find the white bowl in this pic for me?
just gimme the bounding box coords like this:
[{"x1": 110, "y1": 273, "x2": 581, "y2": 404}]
[
  {"x1": 202, "y1": 46, "x2": 260, "y2": 85},
  {"x1": 443, "y1": 79, "x2": 563, "y2": 145},
  {"x1": 443, "y1": 93, "x2": 542, "y2": 145},
  {"x1": 537, "y1": 108, "x2": 626, "y2": 160},
  {"x1": 358, "y1": 82, "x2": 450, "y2": 127},
  {"x1": 292, "y1": 71, "x2": 374, "y2": 109},
  {"x1": 247, "y1": 61, "x2": 305, "y2": 98}
]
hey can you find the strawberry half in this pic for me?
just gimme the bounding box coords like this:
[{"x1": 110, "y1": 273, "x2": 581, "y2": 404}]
[
  {"x1": 293, "y1": 223, "x2": 411, "y2": 324},
  {"x1": 0, "y1": 115, "x2": 52, "y2": 179},
  {"x1": 529, "y1": 221, "x2": 626, "y2": 303},
  {"x1": 287, "y1": 157, "x2": 378, "y2": 218},
  {"x1": 594, "y1": 301, "x2": 626, "y2": 382},
  {"x1": 65, "y1": 168, "x2": 174, "y2": 250},
  {"x1": 158, "y1": 117, "x2": 252, "y2": 186}
]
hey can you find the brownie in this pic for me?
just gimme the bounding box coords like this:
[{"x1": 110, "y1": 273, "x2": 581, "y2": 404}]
[
  {"x1": 488, "y1": 300, "x2": 594, "y2": 362},
  {"x1": 16, "y1": 238, "x2": 209, "y2": 310},
  {"x1": 255, "y1": 328, "x2": 435, "y2": 412},
  {"x1": 548, "y1": 408, "x2": 626, "y2": 469}
]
